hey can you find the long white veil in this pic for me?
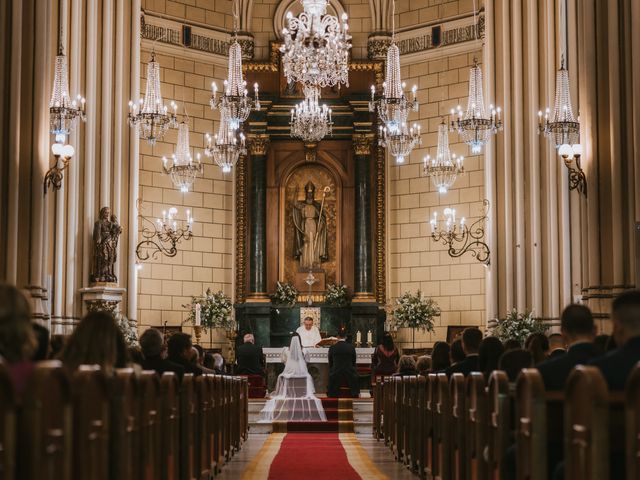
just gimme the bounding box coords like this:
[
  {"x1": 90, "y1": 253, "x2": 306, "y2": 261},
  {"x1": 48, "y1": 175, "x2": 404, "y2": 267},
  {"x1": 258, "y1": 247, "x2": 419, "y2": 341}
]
[{"x1": 258, "y1": 335, "x2": 326, "y2": 422}]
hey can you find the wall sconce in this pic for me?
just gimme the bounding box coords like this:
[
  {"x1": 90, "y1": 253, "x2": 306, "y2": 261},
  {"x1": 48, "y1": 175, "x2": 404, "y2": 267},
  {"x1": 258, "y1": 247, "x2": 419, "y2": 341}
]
[
  {"x1": 558, "y1": 143, "x2": 586, "y2": 197},
  {"x1": 44, "y1": 143, "x2": 75, "y2": 193},
  {"x1": 136, "y1": 206, "x2": 193, "y2": 261}
]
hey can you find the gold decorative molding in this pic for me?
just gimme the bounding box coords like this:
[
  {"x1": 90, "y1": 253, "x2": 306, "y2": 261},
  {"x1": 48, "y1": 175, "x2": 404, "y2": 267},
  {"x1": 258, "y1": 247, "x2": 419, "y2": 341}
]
[
  {"x1": 248, "y1": 134, "x2": 270, "y2": 156},
  {"x1": 235, "y1": 154, "x2": 247, "y2": 303},
  {"x1": 304, "y1": 142, "x2": 318, "y2": 162},
  {"x1": 353, "y1": 133, "x2": 375, "y2": 156},
  {"x1": 375, "y1": 144, "x2": 386, "y2": 304}
]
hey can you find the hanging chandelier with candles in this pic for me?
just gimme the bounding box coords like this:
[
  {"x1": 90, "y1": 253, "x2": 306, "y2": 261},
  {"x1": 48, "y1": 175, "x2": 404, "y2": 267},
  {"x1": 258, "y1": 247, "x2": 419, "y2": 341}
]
[
  {"x1": 450, "y1": 58, "x2": 502, "y2": 154},
  {"x1": 378, "y1": 122, "x2": 421, "y2": 164},
  {"x1": 49, "y1": 44, "x2": 86, "y2": 142},
  {"x1": 136, "y1": 205, "x2": 194, "y2": 261},
  {"x1": 128, "y1": 51, "x2": 177, "y2": 145},
  {"x1": 423, "y1": 121, "x2": 464, "y2": 193},
  {"x1": 204, "y1": 119, "x2": 246, "y2": 173},
  {"x1": 280, "y1": 0, "x2": 352, "y2": 88},
  {"x1": 162, "y1": 119, "x2": 203, "y2": 193},
  {"x1": 290, "y1": 85, "x2": 333, "y2": 143}
]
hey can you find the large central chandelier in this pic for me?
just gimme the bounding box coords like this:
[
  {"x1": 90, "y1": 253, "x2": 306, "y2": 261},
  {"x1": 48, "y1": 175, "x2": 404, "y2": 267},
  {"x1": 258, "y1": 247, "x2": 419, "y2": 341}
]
[
  {"x1": 204, "y1": 119, "x2": 246, "y2": 173},
  {"x1": 129, "y1": 51, "x2": 177, "y2": 145},
  {"x1": 280, "y1": 0, "x2": 352, "y2": 88},
  {"x1": 423, "y1": 121, "x2": 464, "y2": 193},
  {"x1": 162, "y1": 120, "x2": 203, "y2": 193},
  {"x1": 378, "y1": 122, "x2": 421, "y2": 164},
  {"x1": 290, "y1": 85, "x2": 333, "y2": 142},
  {"x1": 49, "y1": 44, "x2": 86, "y2": 142},
  {"x1": 450, "y1": 59, "x2": 502, "y2": 154},
  {"x1": 538, "y1": 57, "x2": 579, "y2": 148}
]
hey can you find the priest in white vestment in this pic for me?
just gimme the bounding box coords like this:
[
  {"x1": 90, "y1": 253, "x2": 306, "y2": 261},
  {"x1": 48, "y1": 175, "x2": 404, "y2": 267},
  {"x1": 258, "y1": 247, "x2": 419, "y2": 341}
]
[{"x1": 296, "y1": 316, "x2": 322, "y2": 347}]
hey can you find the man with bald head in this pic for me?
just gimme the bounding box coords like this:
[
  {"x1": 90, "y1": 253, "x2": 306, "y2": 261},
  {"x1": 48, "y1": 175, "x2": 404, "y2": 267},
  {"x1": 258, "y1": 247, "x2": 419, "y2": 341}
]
[{"x1": 236, "y1": 333, "x2": 265, "y2": 376}]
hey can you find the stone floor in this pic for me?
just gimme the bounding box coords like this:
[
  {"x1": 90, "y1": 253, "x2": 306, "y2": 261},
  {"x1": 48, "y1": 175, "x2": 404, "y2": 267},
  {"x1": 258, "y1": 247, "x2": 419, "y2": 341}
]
[{"x1": 215, "y1": 433, "x2": 419, "y2": 479}]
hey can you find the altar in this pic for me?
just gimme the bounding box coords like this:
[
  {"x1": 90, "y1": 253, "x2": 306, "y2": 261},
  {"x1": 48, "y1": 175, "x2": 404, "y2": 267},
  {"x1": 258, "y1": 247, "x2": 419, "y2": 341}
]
[{"x1": 263, "y1": 347, "x2": 375, "y2": 394}]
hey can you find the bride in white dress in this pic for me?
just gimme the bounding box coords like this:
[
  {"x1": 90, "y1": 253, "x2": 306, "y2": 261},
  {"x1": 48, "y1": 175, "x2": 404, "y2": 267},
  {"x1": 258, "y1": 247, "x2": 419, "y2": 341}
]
[{"x1": 258, "y1": 334, "x2": 327, "y2": 422}]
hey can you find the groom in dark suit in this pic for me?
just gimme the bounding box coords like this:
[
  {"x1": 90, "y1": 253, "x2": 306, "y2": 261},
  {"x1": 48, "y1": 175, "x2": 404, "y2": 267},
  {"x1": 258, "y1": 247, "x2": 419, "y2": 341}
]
[{"x1": 328, "y1": 328, "x2": 360, "y2": 398}]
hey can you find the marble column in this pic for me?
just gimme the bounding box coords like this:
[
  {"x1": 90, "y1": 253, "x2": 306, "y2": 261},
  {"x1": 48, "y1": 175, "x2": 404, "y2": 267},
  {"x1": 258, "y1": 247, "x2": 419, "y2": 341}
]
[
  {"x1": 247, "y1": 134, "x2": 270, "y2": 300},
  {"x1": 353, "y1": 134, "x2": 375, "y2": 300}
]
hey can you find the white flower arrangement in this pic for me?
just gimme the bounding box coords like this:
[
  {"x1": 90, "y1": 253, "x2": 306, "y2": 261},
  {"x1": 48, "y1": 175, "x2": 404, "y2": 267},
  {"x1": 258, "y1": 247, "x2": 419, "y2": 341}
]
[
  {"x1": 115, "y1": 312, "x2": 139, "y2": 347},
  {"x1": 270, "y1": 282, "x2": 298, "y2": 306},
  {"x1": 325, "y1": 283, "x2": 349, "y2": 307},
  {"x1": 493, "y1": 309, "x2": 547, "y2": 345},
  {"x1": 393, "y1": 290, "x2": 440, "y2": 332},
  {"x1": 183, "y1": 288, "x2": 235, "y2": 332}
]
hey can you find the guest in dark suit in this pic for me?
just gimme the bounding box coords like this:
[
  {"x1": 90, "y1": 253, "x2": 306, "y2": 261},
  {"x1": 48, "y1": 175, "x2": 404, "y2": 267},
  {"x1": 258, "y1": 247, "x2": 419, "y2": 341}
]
[
  {"x1": 328, "y1": 328, "x2": 359, "y2": 398},
  {"x1": 236, "y1": 333, "x2": 265, "y2": 375},
  {"x1": 537, "y1": 304, "x2": 597, "y2": 391},
  {"x1": 140, "y1": 328, "x2": 185, "y2": 378},
  {"x1": 547, "y1": 333, "x2": 566, "y2": 359},
  {"x1": 445, "y1": 327, "x2": 482, "y2": 377},
  {"x1": 167, "y1": 333, "x2": 204, "y2": 376},
  {"x1": 589, "y1": 290, "x2": 640, "y2": 390}
]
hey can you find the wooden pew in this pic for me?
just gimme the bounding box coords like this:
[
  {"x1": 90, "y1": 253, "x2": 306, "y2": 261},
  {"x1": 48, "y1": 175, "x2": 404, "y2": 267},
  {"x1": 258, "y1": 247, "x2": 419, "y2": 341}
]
[
  {"x1": 160, "y1": 373, "x2": 180, "y2": 480},
  {"x1": 626, "y1": 364, "x2": 640, "y2": 480},
  {"x1": 415, "y1": 375, "x2": 427, "y2": 477},
  {"x1": 514, "y1": 369, "x2": 547, "y2": 480},
  {"x1": 373, "y1": 377, "x2": 382, "y2": 440},
  {"x1": 564, "y1": 365, "x2": 610, "y2": 480},
  {"x1": 486, "y1": 371, "x2": 509, "y2": 480},
  {"x1": 195, "y1": 375, "x2": 212, "y2": 480},
  {"x1": 179, "y1": 374, "x2": 197, "y2": 480},
  {"x1": 212, "y1": 375, "x2": 223, "y2": 472},
  {"x1": 139, "y1": 371, "x2": 161, "y2": 480},
  {"x1": 402, "y1": 376, "x2": 413, "y2": 468},
  {"x1": 465, "y1": 372, "x2": 487, "y2": 480},
  {"x1": 239, "y1": 377, "x2": 248, "y2": 443},
  {"x1": 384, "y1": 376, "x2": 393, "y2": 447},
  {"x1": 450, "y1": 373, "x2": 466, "y2": 480},
  {"x1": 110, "y1": 368, "x2": 140, "y2": 480},
  {"x1": 18, "y1": 360, "x2": 73, "y2": 480},
  {"x1": 393, "y1": 376, "x2": 403, "y2": 460},
  {"x1": 435, "y1": 373, "x2": 451, "y2": 480},
  {"x1": 0, "y1": 361, "x2": 15, "y2": 480},
  {"x1": 71, "y1": 365, "x2": 110, "y2": 480},
  {"x1": 424, "y1": 374, "x2": 437, "y2": 479}
]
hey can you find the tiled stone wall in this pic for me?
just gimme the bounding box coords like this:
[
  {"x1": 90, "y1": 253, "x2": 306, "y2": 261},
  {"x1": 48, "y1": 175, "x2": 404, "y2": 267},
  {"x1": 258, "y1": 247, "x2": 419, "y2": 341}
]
[
  {"x1": 142, "y1": 0, "x2": 233, "y2": 30},
  {"x1": 395, "y1": 0, "x2": 475, "y2": 29}
]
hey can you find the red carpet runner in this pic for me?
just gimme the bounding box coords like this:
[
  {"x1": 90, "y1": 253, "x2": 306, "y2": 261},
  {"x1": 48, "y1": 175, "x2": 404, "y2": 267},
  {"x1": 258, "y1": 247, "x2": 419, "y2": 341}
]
[{"x1": 267, "y1": 433, "x2": 361, "y2": 479}]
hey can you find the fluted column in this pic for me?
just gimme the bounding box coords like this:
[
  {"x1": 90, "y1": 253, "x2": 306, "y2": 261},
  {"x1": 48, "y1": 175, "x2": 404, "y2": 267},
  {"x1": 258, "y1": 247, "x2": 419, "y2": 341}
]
[
  {"x1": 353, "y1": 134, "x2": 374, "y2": 300},
  {"x1": 247, "y1": 134, "x2": 270, "y2": 300}
]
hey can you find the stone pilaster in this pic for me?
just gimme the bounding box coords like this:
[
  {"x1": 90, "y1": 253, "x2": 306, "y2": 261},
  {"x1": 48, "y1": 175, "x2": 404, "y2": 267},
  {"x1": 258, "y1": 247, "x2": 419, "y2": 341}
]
[{"x1": 353, "y1": 134, "x2": 375, "y2": 300}]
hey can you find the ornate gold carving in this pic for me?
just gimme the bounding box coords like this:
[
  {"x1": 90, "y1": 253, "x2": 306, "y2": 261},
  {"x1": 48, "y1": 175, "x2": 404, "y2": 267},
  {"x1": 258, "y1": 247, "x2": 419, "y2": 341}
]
[
  {"x1": 304, "y1": 143, "x2": 318, "y2": 162},
  {"x1": 353, "y1": 133, "x2": 375, "y2": 156},
  {"x1": 235, "y1": 154, "x2": 247, "y2": 303},
  {"x1": 367, "y1": 35, "x2": 392, "y2": 60},
  {"x1": 375, "y1": 144, "x2": 386, "y2": 304},
  {"x1": 248, "y1": 134, "x2": 270, "y2": 156}
]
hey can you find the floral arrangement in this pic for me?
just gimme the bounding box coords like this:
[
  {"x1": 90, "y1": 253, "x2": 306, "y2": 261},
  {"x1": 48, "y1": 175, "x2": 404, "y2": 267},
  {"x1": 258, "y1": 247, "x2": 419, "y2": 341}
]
[
  {"x1": 325, "y1": 283, "x2": 349, "y2": 307},
  {"x1": 183, "y1": 288, "x2": 235, "y2": 332},
  {"x1": 270, "y1": 282, "x2": 298, "y2": 306},
  {"x1": 392, "y1": 290, "x2": 440, "y2": 332},
  {"x1": 115, "y1": 312, "x2": 139, "y2": 347},
  {"x1": 493, "y1": 309, "x2": 548, "y2": 345}
]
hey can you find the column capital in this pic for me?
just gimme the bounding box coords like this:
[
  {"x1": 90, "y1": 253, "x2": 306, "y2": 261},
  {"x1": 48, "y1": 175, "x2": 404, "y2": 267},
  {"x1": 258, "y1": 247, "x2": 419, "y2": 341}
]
[
  {"x1": 248, "y1": 134, "x2": 270, "y2": 156},
  {"x1": 353, "y1": 133, "x2": 376, "y2": 156}
]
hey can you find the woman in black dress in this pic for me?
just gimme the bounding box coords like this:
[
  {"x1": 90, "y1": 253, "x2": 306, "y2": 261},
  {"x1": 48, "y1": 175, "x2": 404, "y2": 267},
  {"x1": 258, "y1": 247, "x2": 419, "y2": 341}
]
[{"x1": 371, "y1": 332, "x2": 400, "y2": 382}]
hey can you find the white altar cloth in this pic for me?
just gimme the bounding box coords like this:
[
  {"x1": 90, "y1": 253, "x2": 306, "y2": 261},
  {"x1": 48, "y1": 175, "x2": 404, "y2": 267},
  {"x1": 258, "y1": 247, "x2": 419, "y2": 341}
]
[{"x1": 263, "y1": 347, "x2": 374, "y2": 364}]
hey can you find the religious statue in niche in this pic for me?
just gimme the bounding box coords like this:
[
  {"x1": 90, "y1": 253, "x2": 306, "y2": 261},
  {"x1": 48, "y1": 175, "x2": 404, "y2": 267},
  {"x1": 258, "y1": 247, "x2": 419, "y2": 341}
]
[
  {"x1": 90, "y1": 207, "x2": 122, "y2": 284},
  {"x1": 292, "y1": 181, "x2": 329, "y2": 270}
]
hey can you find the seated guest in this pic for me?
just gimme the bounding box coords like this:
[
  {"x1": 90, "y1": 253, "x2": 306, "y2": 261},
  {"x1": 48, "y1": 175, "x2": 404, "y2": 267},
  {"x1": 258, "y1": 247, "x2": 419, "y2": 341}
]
[
  {"x1": 139, "y1": 328, "x2": 184, "y2": 378},
  {"x1": 371, "y1": 332, "x2": 399, "y2": 380},
  {"x1": 236, "y1": 333, "x2": 265, "y2": 375},
  {"x1": 416, "y1": 356, "x2": 431, "y2": 376},
  {"x1": 203, "y1": 352, "x2": 215, "y2": 371},
  {"x1": 547, "y1": 333, "x2": 566, "y2": 358},
  {"x1": 503, "y1": 338, "x2": 522, "y2": 351},
  {"x1": 49, "y1": 334, "x2": 67, "y2": 359},
  {"x1": 167, "y1": 333, "x2": 203, "y2": 376},
  {"x1": 328, "y1": 328, "x2": 359, "y2": 398},
  {"x1": 449, "y1": 338, "x2": 465, "y2": 367},
  {"x1": 498, "y1": 349, "x2": 533, "y2": 383},
  {"x1": 590, "y1": 290, "x2": 640, "y2": 390},
  {"x1": 31, "y1": 323, "x2": 50, "y2": 361},
  {"x1": 445, "y1": 328, "x2": 482, "y2": 377},
  {"x1": 525, "y1": 332, "x2": 550, "y2": 364},
  {"x1": 189, "y1": 346, "x2": 214, "y2": 374},
  {"x1": 296, "y1": 316, "x2": 322, "y2": 347},
  {"x1": 536, "y1": 304, "x2": 597, "y2": 391},
  {"x1": 60, "y1": 310, "x2": 128, "y2": 375},
  {"x1": 193, "y1": 344, "x2": 205, "y2": 365},
  {"x1": 0, "y1": 284, "x2": 37, "y2": 395},
  {"x1": 394, "y1": 355, "x2": 418, "y2": 376},
  {"x1": 478, "y1": 336, "x2": 504, "y2": 378},
  {"x1": 430, "y1": 341, "x2": 451, "y2": 372},
  {"x1": 593, "y1": 333, "x2": 611, "y2": 356},
  {"x1": 212, "y1": 353, "x2": 225, "y2": 374}
]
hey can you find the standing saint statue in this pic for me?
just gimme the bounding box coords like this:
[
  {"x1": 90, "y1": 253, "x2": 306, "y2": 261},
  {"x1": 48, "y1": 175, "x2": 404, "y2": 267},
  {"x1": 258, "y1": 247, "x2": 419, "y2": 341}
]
[
  {"x1": 292, "y1": 181, "x2": 328, "y2": 270},
  {"x1": 90, "y1": 207, "x2": 122, "y2": 283}
]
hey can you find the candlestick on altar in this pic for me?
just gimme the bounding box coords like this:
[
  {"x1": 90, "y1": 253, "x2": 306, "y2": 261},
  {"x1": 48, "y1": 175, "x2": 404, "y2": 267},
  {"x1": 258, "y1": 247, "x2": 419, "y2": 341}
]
[
  {"x1": 356, "y1": 330, "x2": 362, "y2": 346},
  {"x1": 367, "y1": 330, "x2": 373, "y2": 346}
]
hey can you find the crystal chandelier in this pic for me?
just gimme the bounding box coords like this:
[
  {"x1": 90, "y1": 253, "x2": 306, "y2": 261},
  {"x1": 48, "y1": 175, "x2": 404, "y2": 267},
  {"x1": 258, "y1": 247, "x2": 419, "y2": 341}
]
[
  {"x1": 128, "y1": 51, "x2": 177, "y2": 145},
  {"x1": 538, "y1": 57, "x2": 580, "y2": 148},
  {"x1": 423, "y1": 121, "x2": 464, "y2": 193},
  {"x1": 450, "y1": 59, "x2": 502, "y2": 154},
  {"x1": 378, "y1": 122, "x2": 421, "y2": 164},
  {"x1": 280, "y1": 0, "x2": 352, "y2": 88},
  {"x1": 137, "y1": 206, "x2": 194, "y2": 260},
  {"x1": 204, "y1": 119, "x2": 246, "y2": 173},
  {"x1": 162, "y1": 120, "x2": 203, "y2": 193},
  {"x1": 290, "y1": 85, "x2": 333, "y2": 142},
  {"x1": 369, "y1": 1, "x2": 417, "y2": 133},
  {"x1": 49, "y1": 44, "x2": 86, "y2": 142}
]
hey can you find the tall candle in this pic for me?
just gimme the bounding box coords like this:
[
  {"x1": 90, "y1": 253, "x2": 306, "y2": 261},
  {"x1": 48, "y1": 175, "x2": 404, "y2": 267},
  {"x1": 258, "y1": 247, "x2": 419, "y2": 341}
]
[
  {"x1": 356, "y1": 330, "x2": 362, "y2": 344},
  {"x1": 367, "y1": 330, "x2": 372, "y2": 344},
  {"x1": 195, "y1": 303, "x2": 201, "y2": 326}
]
